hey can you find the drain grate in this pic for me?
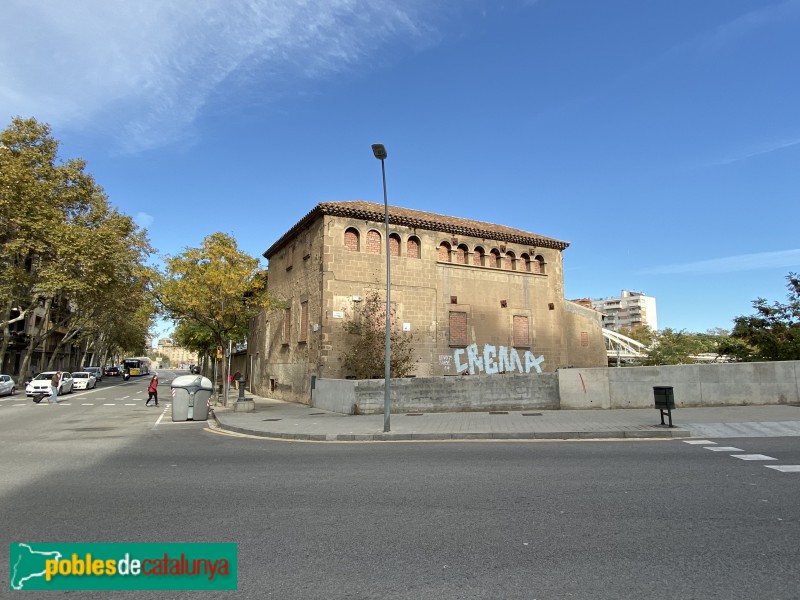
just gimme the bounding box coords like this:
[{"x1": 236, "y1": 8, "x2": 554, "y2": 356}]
[
  {"x1": 521, "y1": 413, "x2": 542, "y2": 416},
  {"x1": 262, "y1": 418, "x2": 282, "y2": 422},
  {"x1": 308, "y1": 412, "x2": 326, "y2": 415},
  {"x1": 489, "y1": 411, "x2": 508, "y2": 415},
  {"x1": 405, "y1": 413, "x2": 424, "y2": 416}
]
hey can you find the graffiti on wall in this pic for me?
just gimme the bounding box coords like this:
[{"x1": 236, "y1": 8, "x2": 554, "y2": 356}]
[{"x1": 453, "y1": 343, "x2": 545, "y2": 375}]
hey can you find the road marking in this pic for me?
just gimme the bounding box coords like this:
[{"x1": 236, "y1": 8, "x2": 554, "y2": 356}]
[
  {"x1": 704, "y1": 446, "x2": 744, "y2": 452},
  {"x1": 103, "y1": 403, "x2": 115, "y2": 406},
  {"x1": 82, "y1": 403, "x2": 94, "y2": 406},
  {"x1": 765, "y1": 465, "x2": 800, "y2": 473},
  {"x1": 125, "y1": 403, "x2": 137, "y2": 406},
  {"x1": 683, "y1": 440, "x2": 715, "y2": 445},
  {"x1": 731, "y1": 454, "x2": 777, "y2": 461},
  {"x1": 60, "y1": 403, "x2": 71, "y2": 406}
]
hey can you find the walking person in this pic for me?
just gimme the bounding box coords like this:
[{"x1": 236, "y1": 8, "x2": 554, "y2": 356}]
[
  {"x1": 49, "y1": 371, "x2": 61, "y2": 404},
  {"x1": 145, "y1": 373, "x2": 159, "y2": 407}
]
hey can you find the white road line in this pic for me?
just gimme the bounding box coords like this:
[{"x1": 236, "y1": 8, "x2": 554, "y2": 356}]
[
  {"x1": 103, "y1": 403, "x2": 115, "y2": 406},
  {"x1": 683, "y1": 440, "x2": 715, "y2": 445},
  {"x1": 731, "y1": 454, "x2": 777, "y2": 461},
  {"x1": 765, "y1": 465, "x2": 800, "y2": 473},
  {"x1": 704, "y1": 447, "x2": 744, "y2": 452},
  {"x1": 60, "y1": 403, "x2": 71, "y2": 406},
  {"x1": 82, "y1": 403, "x2": 93, "y2": 406},
  {"x1": 125, "y1": 403, "x2": 137, "y2": 406}
]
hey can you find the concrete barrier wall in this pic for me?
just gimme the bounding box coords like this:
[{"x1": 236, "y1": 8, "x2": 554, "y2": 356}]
[
  {"x1": 314, "y1": 373, "x2": 559, "y2": 414},
  {"x1": 560, "y1": 361, "x2": 800, "y2": 409},
  {"x1": 313, "y1": 361, "x2": 800, "y2": 414}
]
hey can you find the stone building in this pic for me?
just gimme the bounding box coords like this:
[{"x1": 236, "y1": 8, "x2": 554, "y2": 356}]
[{"x1": 248, "y1": 201, "x2": 606, "y2": 404}]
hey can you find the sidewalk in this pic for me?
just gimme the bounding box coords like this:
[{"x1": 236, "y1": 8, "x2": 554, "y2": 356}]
[{"x1": 211, "y1": 395, "x2": 800, "y2": 442}]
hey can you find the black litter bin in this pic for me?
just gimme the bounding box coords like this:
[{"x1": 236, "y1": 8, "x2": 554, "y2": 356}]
[{"x1": 653, "y1": 386, "x2": 675, "y2": 427}]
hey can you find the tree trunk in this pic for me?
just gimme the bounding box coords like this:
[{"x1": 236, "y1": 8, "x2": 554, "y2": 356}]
[{"x1": 18, "y1": 297, "x2": 53, "y2": 379}]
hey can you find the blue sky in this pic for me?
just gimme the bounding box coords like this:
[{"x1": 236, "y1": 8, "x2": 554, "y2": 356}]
[{"x1": 2, "y1": 0, "x2": 799, "y2": 337}]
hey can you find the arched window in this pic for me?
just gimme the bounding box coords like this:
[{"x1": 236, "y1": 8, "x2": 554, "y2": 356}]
[
  {"x1": 366, "y1": 230, "x2": 381, "y2": 254},
  {"x1": 490, "y1": 249, "x2": 502, "y2": 268},
  {"x1": 407, "y1": 236, "x2": 421, "y2": 259},
  {"x1": 533, "y1": 255, "x2": 546, "y2": 274},
  {"x1": 473, "y1": 246, "x2": 486, "y2": 266},
  {"x1": 520, "y1": 253, "x2": 531, "y2": 272},
  {"x1": 505, "y1": 251, "x2": 516, "y2": 271},
  {"x1": 344, "y1": 228, "x2": 360, "y2": 251},
  {"x1": 438, "y1": 242, "x2": 451, "y2": 262},
  {"x1": 454, "y1": 244, "x2": 468, "y2": 265},
  {"x1": 389, "y1": 233, "x2": 401, "y2": 257}
]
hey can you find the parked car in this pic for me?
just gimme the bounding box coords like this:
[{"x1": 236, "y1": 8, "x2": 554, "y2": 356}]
[
  {"x1": 25, "y1": 372, "x2": 74, "y2": 396},
  {"x1": 71, "y1": 371, "x2": 97, "y2": 390},
  {"x1": 84, "y1": 366, "x2": 103, "y2": 382},
  {"x1": 104, "y1": 366, "x2": 121, "y2": 376},
  {"x1": 0, "y1": 374, "x2": 16, "y2": 397}
]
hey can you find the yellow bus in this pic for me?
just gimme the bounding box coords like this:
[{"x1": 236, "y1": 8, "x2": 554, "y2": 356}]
[{"x1": 122, "y1": 357, "x2": 152, "y2": 376}]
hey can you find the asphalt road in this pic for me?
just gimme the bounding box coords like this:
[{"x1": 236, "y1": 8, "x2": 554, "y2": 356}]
[{"x1": 1, "y1": 373, "x2": 798, "y2": 599}]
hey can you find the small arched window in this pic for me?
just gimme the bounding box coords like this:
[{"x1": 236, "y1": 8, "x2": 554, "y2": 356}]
[
  {"x1": 505, "y1": 251, "x2": 516, "y2": 271},
  {"x1": 366, "y1": 230, "x2": 381, "y2": 254},
  {"x1": 389, "y1": 233, "x2": 401, "y2": 257},
  {"x1": 344, "y1": 228, "x2": 360, "y2": 251},
  {"x1": 438, "y1": 242, "x2": 452, "y2": 262},
  {"x1": 533, "y1": 255, "x2": 546, "y2": 274},
  {"x1": 520, "y1": 253, "x2": 531, "y2": 272},
  {"x1": 473, "y1": 246, "x2": 486, "y2": 266},
  {"x1": 407, "y1": 236, "x2": 421, "y2": 259},
  {"x1": 490, "y1": 249, "x2": 502, "y2": 268},
  {"x1": 455, "y1": 244, "x2": 468, "y2": 265}
]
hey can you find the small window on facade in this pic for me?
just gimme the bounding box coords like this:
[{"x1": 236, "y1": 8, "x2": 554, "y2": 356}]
[
  {"x1": 283, "y1": 307, "x2": 291, "y2": 344},
  {"x1": 521, "y1": 253, "x2": 531, "y2": 272},
  {"x1": 389, "y1": 233, "x2": 401, "y2": 257},
  {"x1": 344, "y1": 228, "x2": 360, "y2": 251},
  {"x1": 505, "y1": 251, "x2": 516, "y2": 271},
  {"x1": 299, "y1": 302, "x2": 308, "y2": 343},
  {"x1": 455, "y1": 244, "x2": 468, "y2": 265},
  {"x1": 513, "y1": 315, "x2": 530, "y2": 347},
  {"x1": 438, "y1": 242, "x2": 451, "y2": 262},
  {"x1": 407, "y1": 236, "x2": 421, "y2": 258},
  {"x1": 286, "y1": 243, "x2": 294, "y2": 271},
  {"x1": 366, "y1": 230, "x2": 381, "y2": 254},
  {"x1": 473, "y1": 246, "x2": 485, "y2": 266},
  {"x1": 534, "y1": 255, "x2": 545, "y2": 274},
  {"x1": 303, "y1": 232, "x2": 311, "y2": 260},
  {"x1": 449, "y1": 311, "x2": 467, "y2": 346},
  {"x1": 490, "y1": 249, "x2": 502, "y2": 268}
]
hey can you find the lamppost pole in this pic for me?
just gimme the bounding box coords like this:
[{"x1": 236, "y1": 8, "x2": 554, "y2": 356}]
[{"x1": 372, "y1": 143, "x2": 391, "y2": 432}]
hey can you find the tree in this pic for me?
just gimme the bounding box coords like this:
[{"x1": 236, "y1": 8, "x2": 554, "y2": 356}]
[
  {"x1": 641, "y1": 328, "x2": 709, "y2": 365},
  {"x1": 0, "y1": 117, "x2": 155, "y2": 377},
  {"x1": 152, "y1": 233, "x2": 275, "y2": 402},
  {"x1": 729, "y1": 273, "x2": 800, "y2": 361},
  {"x1": 341, "y1": 291, "x2": 416, "y2": 379}
]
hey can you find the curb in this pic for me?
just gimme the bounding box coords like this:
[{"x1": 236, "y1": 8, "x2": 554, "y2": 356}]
[{"x1": 211, "y1": 411, "x2": 690, "y2": 442}]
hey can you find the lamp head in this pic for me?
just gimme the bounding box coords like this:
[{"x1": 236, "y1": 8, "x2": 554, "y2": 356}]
[{"x1": 371, "y1": 144, "x2": 387, "y2": 160}]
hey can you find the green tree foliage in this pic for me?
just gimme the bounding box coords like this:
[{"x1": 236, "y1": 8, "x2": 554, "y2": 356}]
[
  {"x1": 0, "y1": 117, "x2": 155, "y2": 376},
  {"x1": 729, "y1": 273, "x2": 800, "y2": 361},
  {"x1": 641, "y1": 328, "x2": 710, "y2": 365},
  {"x1": 341, "y1": 291, "x2": 416, "y2": 379}
]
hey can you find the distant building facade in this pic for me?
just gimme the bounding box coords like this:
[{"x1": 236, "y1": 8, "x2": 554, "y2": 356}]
[
  {"x1": 575, "y1": 290, "x2": 658, "y2": 332},
  {"x1": 248, "y1": 201, "x2": 606, "y2": 405},
  {"x1": 156, "y1": 338, "x2": 198, "y2": 368}
]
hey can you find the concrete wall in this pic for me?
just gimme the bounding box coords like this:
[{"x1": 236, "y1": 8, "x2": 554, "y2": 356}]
[
  {"x1": 314, "y1": 373, "x2": 559, "y2": 414},
  {"x1": 312, "y1": 361, "x2": 800, "y2": 414},
  {"x1": 559, "y1": 361, "x2": 800, "y2": 409}
]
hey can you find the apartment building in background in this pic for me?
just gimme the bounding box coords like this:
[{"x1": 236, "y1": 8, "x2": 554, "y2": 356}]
[{"x1": 574, "y1": 290, "x2": 658, "y2": 333}]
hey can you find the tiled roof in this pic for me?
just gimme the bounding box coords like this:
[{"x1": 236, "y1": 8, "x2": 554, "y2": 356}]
[{"x1": 264, "y1": 200, "x2": 569, "y2": 257}]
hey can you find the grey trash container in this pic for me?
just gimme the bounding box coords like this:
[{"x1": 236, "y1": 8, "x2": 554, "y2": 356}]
[{"x1": 171, "y1": 375, "x2": 213, "y2": 422}]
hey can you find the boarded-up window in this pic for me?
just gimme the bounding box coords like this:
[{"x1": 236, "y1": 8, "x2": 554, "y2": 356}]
[
  {"x1": 389, "y1": 234, "x2": 400, "y2": 257},
  {"x1": 473, "y1": 247, "x2": 485, "y2": 266},
  {"x1": 521, "y1": 253, "x2": 531, "y2": 272},
  {"x1": 299, "y1": 302, "x2": 308, "y2": 343},
  {"x1": 366, "y1": 230, "x2": 381, "y2": 254},
  {"x1": 449, "y1": 311, "x2": 467, "y2": 346},
  {"x1": 283, "y1": 307, "x2": 291, "y2": 344},
  {"x1": 505, "y1": 252, "x2": 516, "y2": 271},
  {"x1": 407, "y1": 237, "x2": 420, "y2": 258},
  {"x1": 344, "y1": 228, "x2": 359, "y2": 251},
  {"x1": 513, "y1": 315, "x2": 529, "y2": 347},
  {"x1": 438, "y1": 242, "x2": 451, "y2": 262},
  {"x1": 455, "y1": 245, "x2": 468, "y2": 264},
  {"x1": 581, "y1": 331, "x2": 589, "y2": 347},
  {"x1": 491, "y1": 249, "x2": 501, "y2": 268}
]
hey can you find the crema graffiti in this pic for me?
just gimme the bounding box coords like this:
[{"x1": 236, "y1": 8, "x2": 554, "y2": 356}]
[{"x1": 453, "y1": 343, "x2": 545, "y2": 375}]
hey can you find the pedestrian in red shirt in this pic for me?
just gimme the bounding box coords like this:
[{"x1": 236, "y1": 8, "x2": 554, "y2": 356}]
[{"x1": 145, "y1": 373, "x2": 159, "y2": 407}]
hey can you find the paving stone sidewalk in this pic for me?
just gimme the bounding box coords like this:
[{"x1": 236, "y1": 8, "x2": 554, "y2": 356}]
[{"x1": 210, "y1": 396, "x2": 800, "y2": 442}]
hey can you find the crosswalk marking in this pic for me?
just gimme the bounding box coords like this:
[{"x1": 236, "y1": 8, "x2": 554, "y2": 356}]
[
  {"x1": 765, "y1": 465, "x2": 800, "y2": 473},
  {"x1": 683, "y1": 440, "x2": 714, "y2": 445},
  {"x1": 730, "y1": 454, "x2": 777, "y2": 461},
  {"x1": 705, "y1": 446, "x2": 743, "y2": 452}
]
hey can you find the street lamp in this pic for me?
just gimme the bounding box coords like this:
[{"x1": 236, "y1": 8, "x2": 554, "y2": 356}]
[{"x1": 371, "y1": 143, "x2": 391, "y2": 432}]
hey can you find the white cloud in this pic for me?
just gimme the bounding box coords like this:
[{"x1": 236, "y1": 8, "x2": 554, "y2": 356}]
[
  {"x1": 0, "y1": 0, "x2": 440, "y2": 151},
  {"x1": 705, "y1": 137, "x2": 800, "y2": 168},
  {"x1": 643, "y1": 249, "x2": 800, "y2": 275}
]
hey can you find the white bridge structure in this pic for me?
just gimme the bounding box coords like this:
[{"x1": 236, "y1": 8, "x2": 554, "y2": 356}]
[{"x1": 602, "y1": 328, "x2": 725, "y2": 365}]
